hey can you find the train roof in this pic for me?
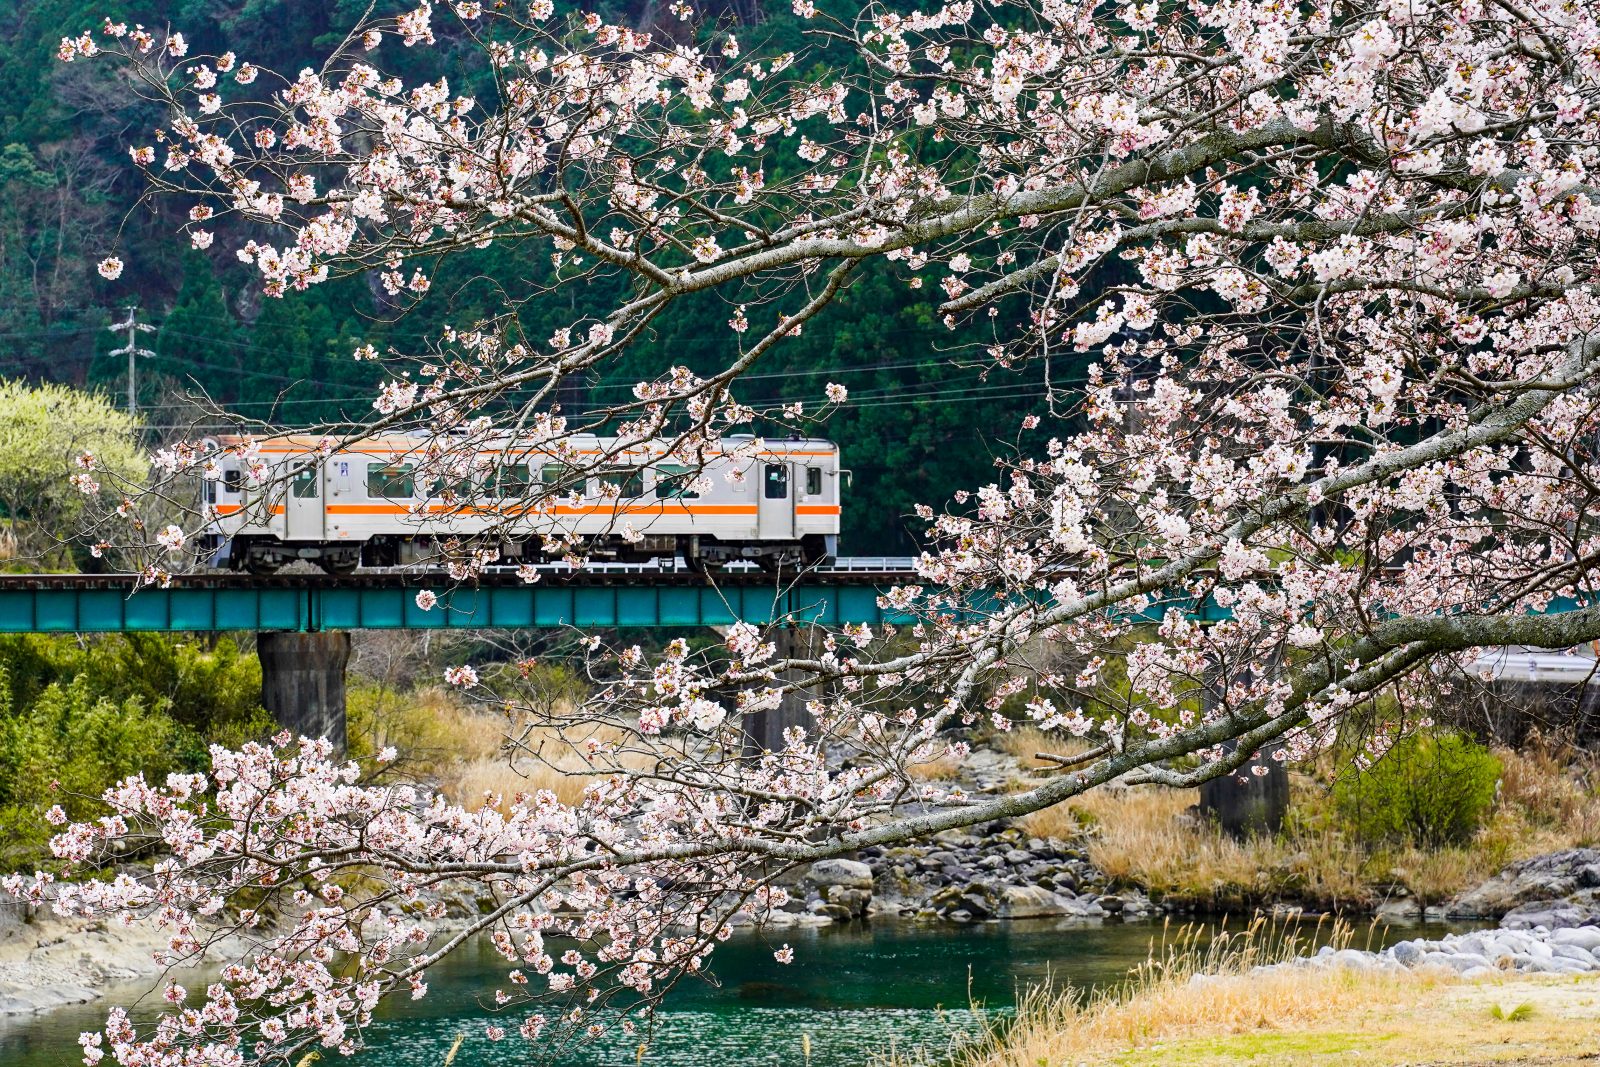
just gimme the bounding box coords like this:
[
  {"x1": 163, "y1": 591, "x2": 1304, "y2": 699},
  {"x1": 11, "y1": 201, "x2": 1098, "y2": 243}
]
[{"x1": 207, "y1": 432, "x2": 838, "y2": 455}]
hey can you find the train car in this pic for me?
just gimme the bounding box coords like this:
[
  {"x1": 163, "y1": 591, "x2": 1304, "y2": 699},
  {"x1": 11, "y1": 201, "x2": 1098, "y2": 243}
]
[{"x1": 198, "y1": 433, "x2": 845, "y2": 574}]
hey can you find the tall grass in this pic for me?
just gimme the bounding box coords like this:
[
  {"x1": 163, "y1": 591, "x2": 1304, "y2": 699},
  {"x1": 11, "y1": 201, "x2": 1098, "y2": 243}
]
[
  {"x1": 1030, "y1": 787, "x2": 1370, "y2": 910},
  {"x1": 992, "y1": 726, "x2": 1095, "y2": 772},
  {"x1": 348, "y1": 682, "x2": 630, "y2": 811}
]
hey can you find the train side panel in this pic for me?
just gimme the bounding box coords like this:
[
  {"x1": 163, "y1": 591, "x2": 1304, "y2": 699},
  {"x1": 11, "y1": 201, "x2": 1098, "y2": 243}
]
[{"x1": 202, "y1": 435, "x2": 841, "y2": 573}]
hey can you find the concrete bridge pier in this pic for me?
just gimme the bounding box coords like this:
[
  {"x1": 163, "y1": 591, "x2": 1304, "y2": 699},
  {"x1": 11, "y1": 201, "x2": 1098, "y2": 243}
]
[
  {"x1": 741, "y1": 625, "x2": 820, "y2": 755},
  {"x1": 258, "y1": 631, "x2": 350, "y2": 754},
  {"x1": 1199, "y1": 738, "x2": 1289, "y2": 838}
]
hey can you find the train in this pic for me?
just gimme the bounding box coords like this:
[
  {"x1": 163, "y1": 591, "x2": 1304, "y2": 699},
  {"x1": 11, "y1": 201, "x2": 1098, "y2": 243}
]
[{"x1": 198, "y1": 433, "x2": 846, "y2": 575}]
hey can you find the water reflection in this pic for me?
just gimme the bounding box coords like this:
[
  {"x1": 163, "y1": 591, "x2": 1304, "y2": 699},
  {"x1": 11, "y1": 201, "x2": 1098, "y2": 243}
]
[{"x1": 0, "y1": 916, "x2": 1482, "y2": 1067}]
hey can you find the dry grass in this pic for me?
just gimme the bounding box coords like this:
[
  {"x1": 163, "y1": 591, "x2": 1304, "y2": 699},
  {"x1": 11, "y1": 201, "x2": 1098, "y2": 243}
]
[
  {"x1": 1026, "y1": 787, "x2": 1372, "y2": 911},
  {"x1": 907, "y1": 755, "x2": 963, "y2": 781},
  {"x1": 958, "y1": 968, "x2": 1420, "y2": 1067},
  {"x1": 348, "y1": 682, "x2": 632, "y2": 811},
  {"x1": 876, "y1": 910, "x2": 1600, "y2": 1065},
  {"x1": 445, "y1": 753, "x2": 594, "y2": 808},
  {"x1": 889, "y1": 962, "x2": 1600, "y2": 1067},
  {"x1": 438, "y1": 716, "x2": 641, "y2": 813},
  {"x1": 348, "y1": 684, "x2": 503, "y2": 766},
  {"x1": 1495, "y1": 743, "x2": 1600, "y2": 843},
  {"x1": 992, "y1": 726, "x2": 1095, "y2": 771}
]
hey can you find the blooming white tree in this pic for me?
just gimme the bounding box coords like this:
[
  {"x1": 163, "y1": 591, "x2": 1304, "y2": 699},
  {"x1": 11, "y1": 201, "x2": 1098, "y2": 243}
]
[{"x1": 21, "y1": 0, "x2": 1600, "y2": 1061}]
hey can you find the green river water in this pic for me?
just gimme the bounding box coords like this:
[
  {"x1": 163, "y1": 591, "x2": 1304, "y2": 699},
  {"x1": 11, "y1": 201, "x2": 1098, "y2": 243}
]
[{"x1": 0, "y1": 917, "x2": 1478, "y2": 1067}]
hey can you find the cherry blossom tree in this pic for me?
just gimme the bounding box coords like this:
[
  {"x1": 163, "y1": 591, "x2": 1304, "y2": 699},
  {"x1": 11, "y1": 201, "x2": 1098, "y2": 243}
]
[{"x1": 18, "y1": 0, "x2": 1600, "y2": 1061}]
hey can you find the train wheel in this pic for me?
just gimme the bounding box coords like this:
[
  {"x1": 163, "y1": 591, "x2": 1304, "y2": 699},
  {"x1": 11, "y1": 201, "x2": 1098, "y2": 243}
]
[
  {"x1": 684, "y1": 554, "x2": 721, "y2": 576},
  {"x1": 244, "y1": 555, "x2": 281, "y2": 576},
  {"x1": 319, "y1": 556, "x2": 359, "y2": 576}
]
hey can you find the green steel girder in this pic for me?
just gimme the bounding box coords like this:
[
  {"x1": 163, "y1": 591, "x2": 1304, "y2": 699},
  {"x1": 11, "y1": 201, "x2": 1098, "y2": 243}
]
[
  {"x1": 0, "y1": 573, "x2": 1257, "y2": 635},
  {"x1": 0, "y1": 578, "x2": 914, "y2": 633}
]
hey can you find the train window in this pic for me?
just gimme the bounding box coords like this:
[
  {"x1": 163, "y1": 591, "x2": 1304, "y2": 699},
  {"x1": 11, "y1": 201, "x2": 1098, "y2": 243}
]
[
  {"x1": 202, "y1": 479, "x2": 217, "y2": 505},
  {"x1": 540, "y1": 463, "x2": 577, "y2": 497},
  {"x1": 366, "y1": 462, "x2": 415, "y2": 499},
  {"x1": 764, "y1": 463, "x2": 789, "y2": 499},
  {"x1": 222, "y1": 469, "x2": 242, "y2": 495},
  {"x1": 427, "y1": 475, "x2": 474, "y2": 499},
  {"x1": 291, "y1": 465, "x2": 320, "y2": 499},
  {"x1": 595, "y1": 467, "x2": 645, "y2": 497},
  {"x1": 654, "y1": 464, "x2": 701, "y2": 500},
  {"x1": 805, "y1": 466, "x2": 823, "y2": 497},
  {"x1": 494, "y1": 463, "x2": 534, "y2": 497}
]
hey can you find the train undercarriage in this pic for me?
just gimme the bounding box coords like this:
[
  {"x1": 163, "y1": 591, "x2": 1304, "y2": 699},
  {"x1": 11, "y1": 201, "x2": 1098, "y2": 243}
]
[{"x1": 212, "y1": 533, "x2": 836, "y2": 576}]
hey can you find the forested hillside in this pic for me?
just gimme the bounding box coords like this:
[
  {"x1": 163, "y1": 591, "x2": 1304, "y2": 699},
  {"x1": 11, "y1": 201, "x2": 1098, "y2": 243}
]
[{"x1": 0, "y1": 0, "x2": 1057, "y2": 550}]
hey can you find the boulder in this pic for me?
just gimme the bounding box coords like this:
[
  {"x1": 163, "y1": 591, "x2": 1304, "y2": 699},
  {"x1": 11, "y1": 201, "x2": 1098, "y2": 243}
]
[
  {"x1": 803, "y1": 858, "x2": 873, "y2": 891},
  {"x1": 1388, "y1": 940, "x2": 1423, "y2": 966},
  {"x1": 1326, "y1": 949, "x2": 1376, "y2": 969},
  {"x1": 786, "y1": 858, "x2": 875, "y2": 923},
  {"x1": 1550, "y1": 943, "x2": 1594, "y2": 965},
  {"x1": 1552, "y1": 926, "x2": 1600, "y2": 952},
  {"x1": 1375, "y1": 898, "x2": 1421, "y2": 923},
  {"x1": 1425, "y1": 951, "x2": 1495, "y2": 973},
  {"x1": 1447, "y1": 848, "x2": 1600, "y2": 919},
  {"x1": 1061, "y1": 894, "x2": 1108, "y2": 918},
  {"x1": 1500, "y1": 901, "x2": 1600, "y2": 931},
  {"x1": 825, "y1": 886, "x2": 872, "y2": 918},
  {"x1": 996, "y1": 885, "x2": 1073, "y2": 919}
]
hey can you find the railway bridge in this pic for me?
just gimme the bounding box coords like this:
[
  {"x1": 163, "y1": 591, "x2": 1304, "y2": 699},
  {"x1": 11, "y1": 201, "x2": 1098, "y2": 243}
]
[
  {"x1": 0, "y1": 564, "x2": 1583, "y2": 817},
  {"x1": 0, "y1": 560, "x2": 975, "y2": 752}
]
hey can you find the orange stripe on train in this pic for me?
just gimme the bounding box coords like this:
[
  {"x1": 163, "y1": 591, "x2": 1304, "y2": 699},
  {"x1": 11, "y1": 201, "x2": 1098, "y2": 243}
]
[{"x1": 323, "y1": 503, "x2": 762, "y2": 517}]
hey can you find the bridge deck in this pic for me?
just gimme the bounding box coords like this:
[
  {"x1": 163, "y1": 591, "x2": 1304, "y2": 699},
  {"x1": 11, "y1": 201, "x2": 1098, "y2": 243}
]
[{"x1": 0, "y1": 569, "x2": 925, "y2": 633}]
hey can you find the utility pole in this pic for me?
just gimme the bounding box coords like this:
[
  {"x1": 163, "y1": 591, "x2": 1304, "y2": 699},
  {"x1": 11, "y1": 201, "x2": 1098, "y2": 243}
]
[{"x1": 108, "y1": 307, "x2": 157, "y2": 417}]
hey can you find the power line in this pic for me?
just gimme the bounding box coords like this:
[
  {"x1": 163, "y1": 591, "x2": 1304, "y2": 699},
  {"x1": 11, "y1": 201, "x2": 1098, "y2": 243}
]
[
  {"x1": 127, "y1": 380, "x2": 1056, "y2": 433},
  {"x1": 151, "y1": 310, "x2": 995, "y2": 388},
  {"x1": 0, "y1": 324, "x2": 99, "y2": 342},
  {"x1": 127, "y1": 365, "x2": 1057, "y2": 419}
]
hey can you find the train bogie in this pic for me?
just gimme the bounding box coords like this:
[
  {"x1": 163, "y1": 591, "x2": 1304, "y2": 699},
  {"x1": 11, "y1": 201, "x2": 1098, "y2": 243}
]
[{"x1": 199, "y1": 435, "x2": 845, "y2": 574}]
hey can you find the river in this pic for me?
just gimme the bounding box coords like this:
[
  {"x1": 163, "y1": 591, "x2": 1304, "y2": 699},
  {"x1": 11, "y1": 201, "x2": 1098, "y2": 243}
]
[{"x1": 0, "y1": 917, "x2": 1478, "y2": 1067}]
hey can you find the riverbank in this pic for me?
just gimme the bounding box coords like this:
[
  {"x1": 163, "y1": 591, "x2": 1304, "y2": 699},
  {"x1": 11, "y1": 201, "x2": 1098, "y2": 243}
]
[
  {"x1": 0, "y1": 909, "x2": 249, "y2": 1016},
  {"x1": 892, "y1": 923, "x2": 1600, "y2": 1067},
  {"x1": 999, "y1": 732, "x2": 1600, "y2": 917},
  {"x1": 972, "y1": 970, "x2": 1600, "y2": 1067},
  {"x1": 357, "y1": 688, "x2": 1600, "y2": 923}
]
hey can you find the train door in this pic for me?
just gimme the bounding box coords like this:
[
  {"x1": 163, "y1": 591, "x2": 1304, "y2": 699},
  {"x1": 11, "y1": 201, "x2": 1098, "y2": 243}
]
[
  {"x1": 759, "y1": 459, "x2": 795, "y2": 540},
  {"x1": 284, "y1": 459, "x2": 325, "y2": 541}
]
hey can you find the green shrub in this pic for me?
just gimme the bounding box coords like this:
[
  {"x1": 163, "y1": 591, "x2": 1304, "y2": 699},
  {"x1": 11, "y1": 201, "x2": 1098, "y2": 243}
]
[
  {"x1": 0, "y1": 634, "x2": 274, "y2": 862},
  {"x1": 1333, "y1": 731, "x2": 1501, "y2": 847},
  {"x1": 0, "y1": 670, "x2": 180, "y2": 859},
  {"x1": 0, "y1": 633, "x2": 268, "y2": 739}
]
